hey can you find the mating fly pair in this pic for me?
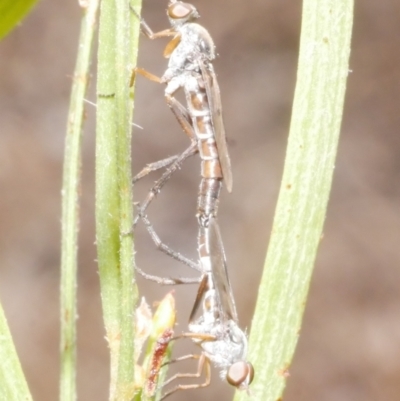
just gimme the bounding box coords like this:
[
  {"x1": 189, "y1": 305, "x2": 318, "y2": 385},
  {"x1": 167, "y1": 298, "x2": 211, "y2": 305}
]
[{"x1": 131, "y1": 0, "x2": 254, "y2": 398}]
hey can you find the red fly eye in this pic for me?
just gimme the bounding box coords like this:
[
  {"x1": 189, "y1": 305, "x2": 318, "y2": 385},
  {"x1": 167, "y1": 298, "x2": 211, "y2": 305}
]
[
  {"x1": 227, "y1": 361, "x2": 255, "y2": 388},
  {"x1": 168, "y1": 2, "x2": 195, "y2": 19}
]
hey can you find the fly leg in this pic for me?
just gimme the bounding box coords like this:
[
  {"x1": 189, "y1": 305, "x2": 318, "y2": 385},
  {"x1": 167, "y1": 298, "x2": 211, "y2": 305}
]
[
  {"x1": 133, "y1": 141, "x2": 198, "y2": 228},
  {"x1": 133, "y1": 148, "x2": 200, "y2": 281},
  {"x1": 131, "y1": 86, "x2": 201, "y2": 273},
  {"x1": 129, "y1": 4, "x2": 175, "y2": 40},
  {"x1": 132, "y1": 67, "x2": 195, "y2": 143},
  {"x1": 130, "y1": 69, "x2": 196, "y2": 215},
  {"x1": 131, "y1": 67, "x2": 163, "y2": 87},
  {"x1": 159, "y1": 353, "x2": 211, "y2": 400},
  {"x1": 165, "y1": 94, "x2": 196, "y2": 141},
  {"x1": 130, "y1": 66, "x2": 196, "y2": 229},
  {"x1": 133, "y1": 154, "x2": 181, "y2": 183},
  {"x1": 131, "y1": 125, "x2": 199, "y2": 281},
  {"x1": 136, "y1": 265, "x2": 202, "y2": 285},
  {"x1": 133, "y1": 147, "x2": 202, "y2": 278},
  {"x1": 133, "y1": 147, "x2": 199, "y2": 277},
  {"x1": 136, "y1": 211, "x2": 202, "y2": 276},
  {"x1": 135, "y1": 210, "x2": 202, "y2": 283}
]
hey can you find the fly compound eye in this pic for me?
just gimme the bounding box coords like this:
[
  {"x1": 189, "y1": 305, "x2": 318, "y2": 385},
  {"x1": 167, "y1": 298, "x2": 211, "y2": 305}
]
[
  {"x1": 167, "y1": 2, "x2": 196, "y2": 19},
  {"x1": 227, "y1": 361, "x2": 255, "y2": 388}
]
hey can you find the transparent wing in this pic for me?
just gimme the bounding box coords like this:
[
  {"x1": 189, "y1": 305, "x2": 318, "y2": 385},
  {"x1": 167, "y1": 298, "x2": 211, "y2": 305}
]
[
  {"x1": 199, "y1": 60, "x2": 233, "y2": 192},
  {"x1": 207, "y1": 217, "x2": 238, "y2": 323},
  {"x1": 188, "y1": 274, "x2": 209, "y2": 324}
]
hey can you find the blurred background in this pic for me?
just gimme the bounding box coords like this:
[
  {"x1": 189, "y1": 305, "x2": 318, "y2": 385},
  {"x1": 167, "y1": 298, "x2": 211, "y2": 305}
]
[{"x1": 1, "y1": 0, "x2": 400, "y2": 400}]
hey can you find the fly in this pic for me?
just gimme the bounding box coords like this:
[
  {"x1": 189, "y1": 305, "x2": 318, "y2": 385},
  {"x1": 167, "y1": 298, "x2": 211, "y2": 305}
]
[
  {"x1": 159, "y1": 217, "x2": 254, "y2": 399},
  {"x1": 131, "y1": 0, "x2": 232, "y2": 274}
]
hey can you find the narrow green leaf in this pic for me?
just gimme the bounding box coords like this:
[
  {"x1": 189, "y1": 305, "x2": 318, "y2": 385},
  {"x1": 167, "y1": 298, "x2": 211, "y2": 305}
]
[
  {"x1": 0, "y1": 0, "x2": 39, "y2": 40},
  {"x1": 96, "y1": 0, "x2": 141, "y2": 399},
  {"x1": 235, "y1": 1, "x2": 354, "y2": 400},
  {"x1": 0, "y1": 304, "x2": 32, "y2": 401},
  {"x1": 59, "y1": 1, "x2": 100, "y2": 401}
]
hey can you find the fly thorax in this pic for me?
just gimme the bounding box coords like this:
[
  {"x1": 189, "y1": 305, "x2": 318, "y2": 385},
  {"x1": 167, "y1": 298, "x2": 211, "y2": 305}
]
[
  {"x1": 165, "y1": 23, "x2": 213, "y2": 79},
  {"x1": 180, "y1": 23, "x2": 216, "y2": 61}
]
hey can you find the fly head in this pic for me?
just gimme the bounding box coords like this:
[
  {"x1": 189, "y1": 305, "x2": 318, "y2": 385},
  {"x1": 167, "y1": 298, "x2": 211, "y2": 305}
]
[
  {"x1": 167, "y1": 1, "x2": 200, "y2": 27},
  {"x1": 226, "y1": 360, "x2": 254, "y2": 390}
]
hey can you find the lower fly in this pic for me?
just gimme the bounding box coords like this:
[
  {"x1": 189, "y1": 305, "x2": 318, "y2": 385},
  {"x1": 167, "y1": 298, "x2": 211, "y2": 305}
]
[{"x1": 158, "y1": 218, "x2": 254, "y2": 399}]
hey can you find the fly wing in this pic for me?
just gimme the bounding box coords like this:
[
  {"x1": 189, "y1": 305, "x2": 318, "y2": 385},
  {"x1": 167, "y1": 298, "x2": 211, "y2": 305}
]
[
  {"x1": 188, "y1": 274, "x2": 209, "y2": 324},
  {"x1": 207, "y1": 217, "x2": 238, "y2": 323},
  {"x1": 199, "y1": 60, "x2": 233, "y2": 193}
]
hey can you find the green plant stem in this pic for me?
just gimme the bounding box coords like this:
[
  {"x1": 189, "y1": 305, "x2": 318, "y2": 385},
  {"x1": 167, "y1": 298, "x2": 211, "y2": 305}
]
[
  {"x1": 235, "y1": 1, "x2": 354, "y2": 401},
  {"x1": 0, "y1": 303, "x2": 32, "y2": 401},
  {"x1": 59, "y1": 1, "x2": 99, "y2": 401},
  {"x1": 96, "y1": 0, "x2": 141, "y2": 399}
]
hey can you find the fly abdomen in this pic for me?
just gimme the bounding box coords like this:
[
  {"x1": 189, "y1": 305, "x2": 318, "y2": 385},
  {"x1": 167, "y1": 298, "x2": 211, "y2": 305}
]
[{"x1": 197, "y1": 178, "x2": 222, "y2": 226}]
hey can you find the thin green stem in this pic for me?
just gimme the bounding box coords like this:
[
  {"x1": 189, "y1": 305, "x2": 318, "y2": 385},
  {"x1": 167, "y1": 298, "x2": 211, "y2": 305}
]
[
  {"x1": 59, "y1": 1, "x2": 99, "y2": 401},
  {"x1": 235, "y1": 1, "x2": 354, "y2": 400}
]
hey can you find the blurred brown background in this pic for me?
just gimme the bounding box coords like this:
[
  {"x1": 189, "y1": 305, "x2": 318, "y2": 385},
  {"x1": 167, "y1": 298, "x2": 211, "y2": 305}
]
[{"x1": 1, "y1": 0, "x2": 400, "y2": 400}]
